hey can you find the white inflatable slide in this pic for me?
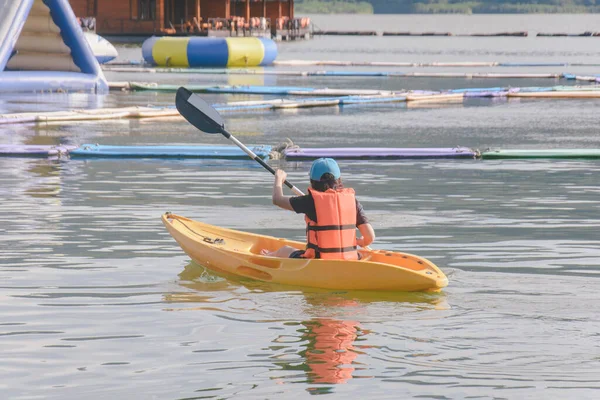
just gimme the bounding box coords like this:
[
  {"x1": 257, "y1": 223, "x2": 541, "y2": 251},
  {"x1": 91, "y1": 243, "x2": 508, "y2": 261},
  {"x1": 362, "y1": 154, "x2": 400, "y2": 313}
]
[{"x1": 0, "y1": 0, "x2": 108, "y2": 93}]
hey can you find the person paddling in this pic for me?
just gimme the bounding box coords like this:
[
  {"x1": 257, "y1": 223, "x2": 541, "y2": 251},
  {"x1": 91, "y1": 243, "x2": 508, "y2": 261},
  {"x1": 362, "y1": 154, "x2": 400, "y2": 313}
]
[{"x1": 264, "y1": 158, "x2": 375, "y2": 259}]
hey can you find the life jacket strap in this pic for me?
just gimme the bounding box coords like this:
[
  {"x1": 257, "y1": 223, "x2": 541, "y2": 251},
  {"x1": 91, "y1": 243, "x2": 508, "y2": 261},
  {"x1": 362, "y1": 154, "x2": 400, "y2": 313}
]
[
  {"x1": 307, "y1": 224, "x2": 356, "y2": 232},
  {"x1": 307, "y1": 243, "x2": 357, "y2": 253}
]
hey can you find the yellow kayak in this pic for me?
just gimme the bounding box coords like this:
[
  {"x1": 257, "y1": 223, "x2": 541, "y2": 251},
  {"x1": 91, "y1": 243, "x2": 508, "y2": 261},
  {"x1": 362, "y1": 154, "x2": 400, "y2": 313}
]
[{"x1": 162, "y1": 212, "x2": 449, "y2": 292}]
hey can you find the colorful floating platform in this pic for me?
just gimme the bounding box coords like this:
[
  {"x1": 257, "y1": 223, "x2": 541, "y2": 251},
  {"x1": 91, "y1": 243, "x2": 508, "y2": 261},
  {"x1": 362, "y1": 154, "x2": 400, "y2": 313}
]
[
  {"x1": 273, "y1": 60, "x2": 600, "y2": 68},
  {"x1": 0, "y1": 144, "x2": 272, "y2": 159},
  {"x1": 283, "y1": 147, "x2": 477, "y2": 160},
  {"x1": 126, "y1": 82, "x2": 398, "y2": 96},
  {"x1": 480, "y1": 149, "x2": 600, "y2": 159},
  {"x1": 3, "y1": 144, "x2": 600, "y2": 161},
  {"x1": 117, "y1": 83, "x2": 600, "y2": 97},
  {"x1": 0, "y1": 83, "x2": 599, "y2": 129},
  {"x1": 311, "y1": 30, "x2": 600, "y2": 37},
  {"x1": 69, "y1": 144, "x2": 272, "y2": 159},
  {"x1": 103, "y1": 66, "x2": 600, "y2": 83},
  {"x1": 2, "y1": 84, "x2": 600, "y2": 126}
]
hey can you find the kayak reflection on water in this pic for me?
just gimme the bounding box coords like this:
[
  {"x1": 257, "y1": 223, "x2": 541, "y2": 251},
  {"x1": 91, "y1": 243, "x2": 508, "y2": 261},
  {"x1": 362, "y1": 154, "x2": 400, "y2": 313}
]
[
  {"x1": 164, "y1": 262, "x2": 450, "y2": 387},
  {"x1": 301, "y1": 316, "x2": 364, "y2": 385},
  {"x1": 269, "y1": 295, "x2": 371, "y2": 387}
]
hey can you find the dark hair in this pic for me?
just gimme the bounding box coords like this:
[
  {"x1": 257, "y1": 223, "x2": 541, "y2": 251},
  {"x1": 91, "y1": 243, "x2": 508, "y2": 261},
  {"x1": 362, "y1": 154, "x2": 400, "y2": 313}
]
[{"x1": 310, "y1": 173, "x2": 343, "y2": 192}]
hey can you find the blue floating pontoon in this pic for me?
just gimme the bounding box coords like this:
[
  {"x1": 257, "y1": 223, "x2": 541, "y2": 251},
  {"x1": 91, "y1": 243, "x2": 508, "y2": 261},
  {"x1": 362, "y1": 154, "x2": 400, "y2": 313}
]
[
  {"x1": 204, "y1": 86, "x2": 315, "y2": 95},
  {"x1": 450, "y1": 87, "x2": 507, "y2": 93},
  {"x1": 498, "y1": 62, "x2": 568, "y2": 67},
  {"x1": 69, "y1": 144, "x2": 272, "y2": 159},
  {"x1": 312, "y1": 71, "x2": 388, "y2": 77},
  {"x1": 0, "y1": 0, "x2": 107, "y2": 93}
]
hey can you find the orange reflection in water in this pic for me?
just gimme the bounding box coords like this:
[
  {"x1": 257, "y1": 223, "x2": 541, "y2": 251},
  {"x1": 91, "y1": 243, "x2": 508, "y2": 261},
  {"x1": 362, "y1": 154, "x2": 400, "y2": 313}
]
[
  {"x1": 304, "y1": 318, "x2": 360, "y2": 384},
  {"x1": 167, "y1": 262, "x2": 448, "y2": 388}
]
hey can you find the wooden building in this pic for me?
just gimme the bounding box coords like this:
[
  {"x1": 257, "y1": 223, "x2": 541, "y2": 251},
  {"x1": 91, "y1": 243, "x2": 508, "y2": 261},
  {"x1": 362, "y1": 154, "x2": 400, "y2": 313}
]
[{"x1": 69, "y1": 0, "x2": 296, "y2": 36}]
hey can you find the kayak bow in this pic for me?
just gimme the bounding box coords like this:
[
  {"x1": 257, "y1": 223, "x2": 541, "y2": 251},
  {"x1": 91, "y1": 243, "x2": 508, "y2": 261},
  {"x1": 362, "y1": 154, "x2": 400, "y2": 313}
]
[{"x1": 163, "y1": 213, "x2": 448, "y2": 292}]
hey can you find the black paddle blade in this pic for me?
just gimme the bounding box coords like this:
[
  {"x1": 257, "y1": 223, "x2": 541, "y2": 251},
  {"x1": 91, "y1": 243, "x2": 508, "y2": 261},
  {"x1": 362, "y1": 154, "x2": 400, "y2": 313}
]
[{"x1": 175, "y1": 87, "x2": 225, "y2": 134}]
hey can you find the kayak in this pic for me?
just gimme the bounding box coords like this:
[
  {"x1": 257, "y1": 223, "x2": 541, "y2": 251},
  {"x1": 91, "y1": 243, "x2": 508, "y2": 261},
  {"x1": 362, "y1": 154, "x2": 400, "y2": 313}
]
[{"x1": 162, "y1": 213, "x2": 448, "y2": 292}]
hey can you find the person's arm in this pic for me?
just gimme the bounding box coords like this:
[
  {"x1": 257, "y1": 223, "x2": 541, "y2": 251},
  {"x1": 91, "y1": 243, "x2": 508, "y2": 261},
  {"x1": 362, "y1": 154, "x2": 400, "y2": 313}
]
[
  {"x1": 356, "y1": 223, "x2": 375, "y2": 248},
  {"x1": 272, "y1": 169, "x2": 294, "y2": 211},
  {"x1": 354, "y1": 200, "x2": 374, "y2": 247}
]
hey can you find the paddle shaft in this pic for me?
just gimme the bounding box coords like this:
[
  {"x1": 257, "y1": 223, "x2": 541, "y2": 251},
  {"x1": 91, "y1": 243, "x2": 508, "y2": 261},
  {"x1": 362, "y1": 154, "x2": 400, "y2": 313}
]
[
  {"x1": 176, "y1": 87, "x2": 305, "y2": 196},
  {"x1": 220, "y1": 128, "x2": 305, "y2": 196}
]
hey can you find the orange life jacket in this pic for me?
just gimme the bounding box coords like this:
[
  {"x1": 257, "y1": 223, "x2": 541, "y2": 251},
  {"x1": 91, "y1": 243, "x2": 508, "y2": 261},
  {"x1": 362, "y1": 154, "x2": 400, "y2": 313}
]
[{"x1": 303, "y1": 187, "x2": 358, "y2": 260}]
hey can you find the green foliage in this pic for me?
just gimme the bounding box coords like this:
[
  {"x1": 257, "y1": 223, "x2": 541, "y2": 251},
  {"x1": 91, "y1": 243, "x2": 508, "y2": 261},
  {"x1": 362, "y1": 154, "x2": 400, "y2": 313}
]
[
  {"x1": 296, "y1": 0, "x2": 374, "y2": 14},
  {"x1": 296, "y1": 0, "x2": 600, "y2": 13}
]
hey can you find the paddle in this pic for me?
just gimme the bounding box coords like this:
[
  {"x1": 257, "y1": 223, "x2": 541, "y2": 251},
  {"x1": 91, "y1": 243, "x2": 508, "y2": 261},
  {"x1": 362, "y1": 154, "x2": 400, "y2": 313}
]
[{"x1": 175, "y1": 87, "x2": 304, "y2": 196}]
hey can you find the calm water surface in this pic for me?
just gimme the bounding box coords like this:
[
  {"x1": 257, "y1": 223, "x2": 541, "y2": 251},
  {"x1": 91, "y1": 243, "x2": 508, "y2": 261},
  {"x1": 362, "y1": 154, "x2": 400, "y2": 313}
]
[{"x1": 1, "y1": 14, "x2": 600, "y2": 399}]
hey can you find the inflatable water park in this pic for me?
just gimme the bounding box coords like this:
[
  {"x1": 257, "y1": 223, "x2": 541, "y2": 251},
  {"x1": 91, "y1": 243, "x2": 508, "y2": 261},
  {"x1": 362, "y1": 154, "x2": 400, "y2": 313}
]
[{"x1": 0, "y1": 0, "x2": 109, "y2": 93}]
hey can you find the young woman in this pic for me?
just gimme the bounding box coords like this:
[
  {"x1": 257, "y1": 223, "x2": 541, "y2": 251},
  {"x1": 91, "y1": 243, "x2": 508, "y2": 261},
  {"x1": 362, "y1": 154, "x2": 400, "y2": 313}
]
[{"x1": 264, "y1": 158, "x2": 375, "y2": 259}]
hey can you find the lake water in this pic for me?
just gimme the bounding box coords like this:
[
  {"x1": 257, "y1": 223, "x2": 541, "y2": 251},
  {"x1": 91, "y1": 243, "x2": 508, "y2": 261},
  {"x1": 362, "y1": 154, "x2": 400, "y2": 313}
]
[{"x1": 1, "y1": 14, "x2": 600, "y2": 400}]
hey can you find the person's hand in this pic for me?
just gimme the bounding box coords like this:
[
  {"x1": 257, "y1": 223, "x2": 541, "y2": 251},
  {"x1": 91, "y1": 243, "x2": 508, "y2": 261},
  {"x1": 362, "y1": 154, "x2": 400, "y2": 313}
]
[
  {"x1": 356, "y1": 237, "x2": 364, "y2": 248},
  {"x1": 275, "y1": 169, "x2": 287, "y2": 185}
]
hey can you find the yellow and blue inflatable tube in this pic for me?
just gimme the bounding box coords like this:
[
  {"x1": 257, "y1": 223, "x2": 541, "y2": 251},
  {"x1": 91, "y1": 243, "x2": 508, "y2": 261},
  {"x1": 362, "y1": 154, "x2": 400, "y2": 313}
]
[{"x1": 142, "y1": 37, "x2": 277, "y2": 68}]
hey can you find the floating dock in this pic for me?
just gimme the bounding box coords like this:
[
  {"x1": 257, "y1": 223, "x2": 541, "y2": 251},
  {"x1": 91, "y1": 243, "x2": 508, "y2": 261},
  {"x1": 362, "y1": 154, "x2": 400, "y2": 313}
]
[
  {"x1": 103, "y1": 66, "x2": 600, "y2": 83},
  {"x1": 69, "y1": 144, "x2": 272, "y2": 158},
  {"x1": 312, "y1": 30, "x2": 600, "y2": 37},
  {"x1": 113, "y1": 83, "x2": 600, "y2": 97},
  {"x1": 2, "y1": 84, "x2": 600, "y2": 125},
  {"x1": 0, "y1": 144, "x2": 272, "y2": 159},
  {"x1": 107, "y1": 60, "x2": 600, "y2": 68},
  {"x1": 314, "y1": 30, "x2": 378, "y2": 36},
  {"x1": 480, "y1": 149, "x2": 600, "y2": 159},
  {"x1": 283, "y1": 147, "x2": 478, "y2": 160},
  {"x1": 0, "y1": 144, "x2": 76, "y2": 157},
  {"x1": 3, "y1": 144, "x2": 600, "y2": 161}
]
